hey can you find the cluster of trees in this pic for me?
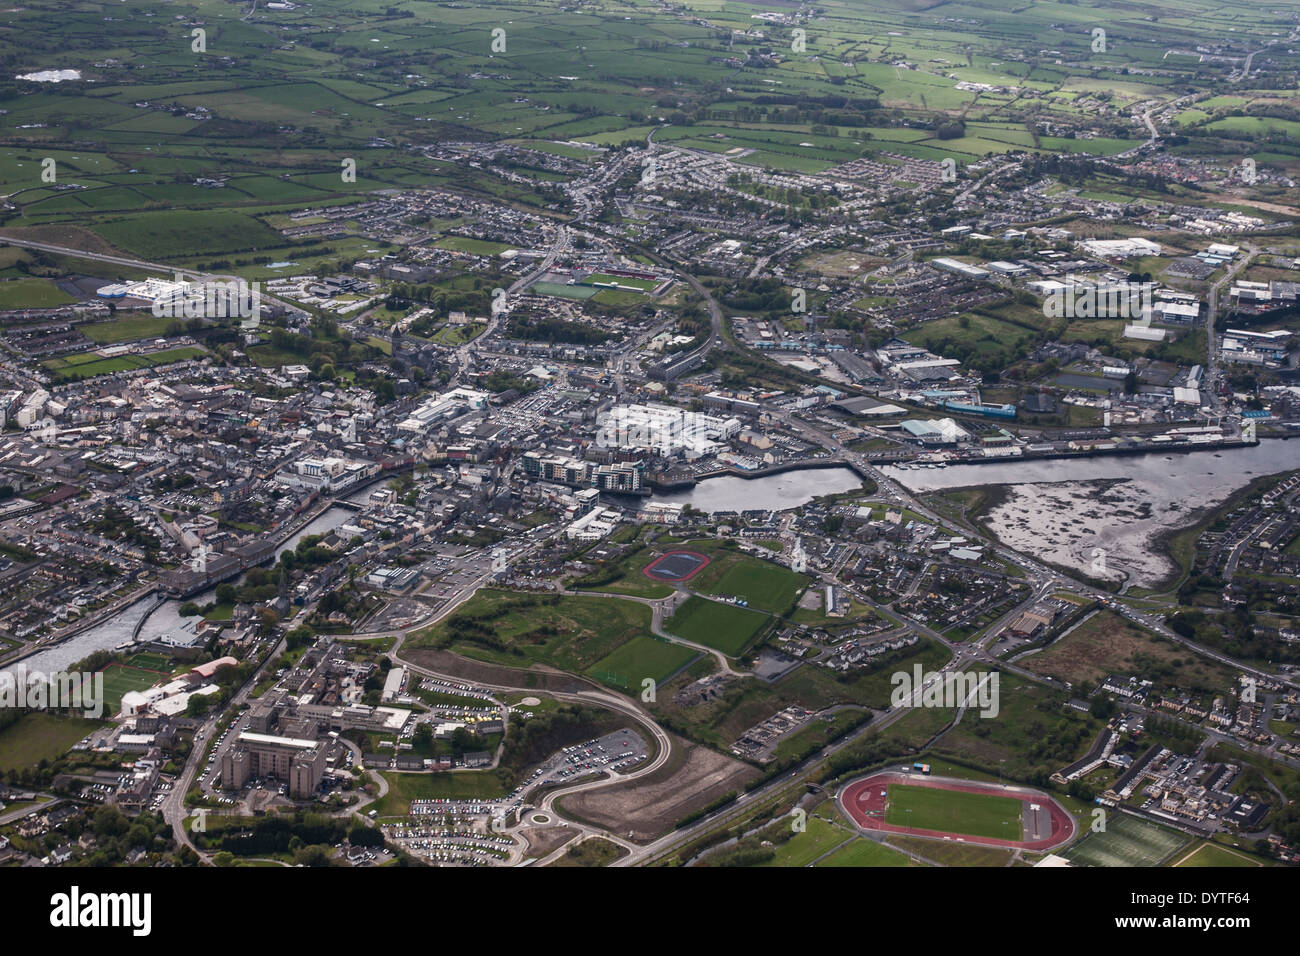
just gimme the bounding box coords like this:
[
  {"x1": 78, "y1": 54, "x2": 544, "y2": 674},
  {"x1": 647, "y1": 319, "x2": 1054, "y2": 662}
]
[
  {"x1": 721, "y1": 277, "x2": 797, "y2": 315},
  {"x1": 386, "y1": 282, "x2": 493, "y2": 319},
  {"x1": 506, "y1": 315, "x2": 612, "y2": 346},
  {"x1": 13, "y1": 806, "x2": 174, "y2": 866},
  {"x1": 197, "y1": 812, "x2": 351, "y2": 864},
  {"x1": 1170, "y1": 600, "x2": 1300, "y2": 667},
  {"x1": 498, "y1": 704, "x2": 622, "y2": 777}
]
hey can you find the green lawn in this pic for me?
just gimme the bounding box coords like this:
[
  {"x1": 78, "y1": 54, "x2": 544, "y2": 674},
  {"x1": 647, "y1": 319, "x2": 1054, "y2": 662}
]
[
  {"x1": 885, "y1": 783, "x2": 1022, "y2": 841},
  {"x1": 370, "y1": 770, "x2": 510, "y2": 816},
  {"x1": 665, "y1": 595, "x2": 769, "y2": 657},
  {"x1": 759, "y1": 816, "x2": 852, "y2": 867},
  {"x1": 0, "y1": 277, "x2": 79, "y2": 308},
  {"x1": 0, "y1": 712, "x2": 104, "y2": 773},
  {"x1": 80, "y1": 315, "x2": 176, "y2": 344},
  {"x1": 1173, "y1": 841, "x2": 1265, "y2": 868},
  {"x1": 43, "y1": 346, "x2": 206, "y2": 381},
  {"x1": 99, "y1": 663, "x2": 166, "y2": 715},
  {"x1": 701, "y1": 559, "x2": 807, "y2": 615},
  {"x1": 585, "y1": 635, "x2": 699, "y2": 693},
  {"x1": 815, "y1": 837, "x2": 916, "y2": 867}
]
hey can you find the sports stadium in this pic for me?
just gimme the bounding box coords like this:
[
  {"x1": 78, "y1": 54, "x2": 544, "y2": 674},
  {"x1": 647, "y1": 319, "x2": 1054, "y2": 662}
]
[{"x1": 839, "y1": 771, "x2": 1076, "y2": 852}]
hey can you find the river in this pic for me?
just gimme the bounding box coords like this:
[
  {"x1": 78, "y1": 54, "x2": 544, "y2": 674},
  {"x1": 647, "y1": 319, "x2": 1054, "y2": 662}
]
[
  {"x1": 15, "y1": 505, "x2": 357, "y2": 673},
  {"x1": 882, "y1": 439, "x2": 1300, "y2": 588},
  {"x1": 651, "y1": 466, "x2": 864, "y2": 513}
]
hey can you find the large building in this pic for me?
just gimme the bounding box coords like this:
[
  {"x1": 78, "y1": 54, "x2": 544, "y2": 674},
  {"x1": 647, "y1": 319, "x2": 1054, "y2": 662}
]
[
  {"x1": 1080, "y1": 237, "x2": 1162, "y2": 258},
  {"x1": 221, "y1": 731, "x2": 329, "y2": 798},
  {"x1": 595, "y1": 403, "x2": 740, "y2": 458},
  {"x1": 396, "y1": 387, "x2": 489, "y2": 434},
  {"x1": 899, "y1": 418, "x2": 970, "y2": 445},
  {"x1": 521, "y1": 452, "x2": 644, "y2": 492}
]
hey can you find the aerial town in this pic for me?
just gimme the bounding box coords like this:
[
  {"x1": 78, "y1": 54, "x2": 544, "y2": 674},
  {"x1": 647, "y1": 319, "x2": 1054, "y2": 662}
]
[{"x1": 0, "y1": 0, "x2": 1293, "y2": 905}]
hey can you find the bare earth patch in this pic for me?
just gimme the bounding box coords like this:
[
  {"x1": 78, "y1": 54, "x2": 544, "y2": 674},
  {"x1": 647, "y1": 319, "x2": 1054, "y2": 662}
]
[
  {"x1": 555, "y1": 733, "x2": 760, "y2": 842},
  {"x1": 0, "y1": 224, "x2": 133, "y2": 258},
  {"x1": 519, "y1": 825, "x2": 579, "y2": 860}
]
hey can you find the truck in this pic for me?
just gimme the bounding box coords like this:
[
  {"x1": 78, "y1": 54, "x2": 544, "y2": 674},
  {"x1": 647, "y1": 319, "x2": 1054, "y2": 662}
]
[{"x1": 912, "y1": 762, "x2": 931, "y2": 774}]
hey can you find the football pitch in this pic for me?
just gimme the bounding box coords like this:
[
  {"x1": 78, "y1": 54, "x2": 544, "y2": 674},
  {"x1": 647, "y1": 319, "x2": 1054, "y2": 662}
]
[
  {"x1": 665, "y1": 595, "x2": 769, "y2": 656},
  {"x1": 586, "y1": 635, "x2": 700, "y2": 692},
  {"x1": 885, "y1": 783, "x2": 1023, "y2": 841},
  {"x1": 99, "y1": 663, "x2": 166, "y2": 714},
  {"x1": 1063, "y1": 812, "x2": 1192, "y2": 867}
]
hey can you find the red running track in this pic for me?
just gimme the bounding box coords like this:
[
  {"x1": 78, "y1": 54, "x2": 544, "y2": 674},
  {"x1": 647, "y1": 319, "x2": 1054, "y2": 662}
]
[
  {"x1": 838, "y1": 771, "x2": 1076, "y2": 852},
  {"x1": 642, "y1": 550, "x2": 711, "y2": 582}
]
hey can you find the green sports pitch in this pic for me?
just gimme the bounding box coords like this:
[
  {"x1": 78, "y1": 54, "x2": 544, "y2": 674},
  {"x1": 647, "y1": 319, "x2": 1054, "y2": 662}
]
[
  {"x1": 586, "y1": 635, "x2": 700, "y2": 693},
  {"x1": 98, "y1": 663, "x2": 166, "y2": 715},
  {"x1": 665, "y1": 595, "x2": 769, "y2": 656},
  {"x1": 885, "y1": 783, "x2": 1023, "y2": 842},
  {"x1": 1062, "y1": 812, "x2": 1191, "y2": 867},
  {"x1": 581, "y1": 273, "x2": 659, "y2": 292}
]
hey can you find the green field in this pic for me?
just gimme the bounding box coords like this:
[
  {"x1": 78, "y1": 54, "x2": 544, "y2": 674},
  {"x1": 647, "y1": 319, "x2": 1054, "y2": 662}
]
[
  {"x1": 99, "y1": 663, "x2": 167, "y2": 715},
  {"x1": 885, "y1": 783, "x2": 1023, "y2": 842},
  {"x1": 700, "y1": 559, "x2": 807, "y2": 615},
  {"x1": 757, "y1": 816, "x2": 853, "y2": 867},
  {"x1": 586, "y1": 635, "x2": 699, "y2": 693},
  {"x1": 370, "y1": 769, "x2": 510, "y2": 816},
  {"x1": 92, "y1": 211, "x2": 284, "y2": 261},
  {"x1": 530, "y1": 281, "x2": 598, "y2": 300},
  {"x1": 1173, "y1": 841, "x2": 1266, "y2": 868},
  {"x1": 0, "y1": 278, "x2": 79, "y2": 308},
  {"x1": 571, "y1": 546, "x2": 674, "y2": 599},
  {"x1": 43, "y1": 346, "x2": 207, "y2": 381},
  {"x1": 0, "y1": 712, "x2": 103, "y2": 773},
  {"x1": 664, "y1": 595, "x2": 769, "y2": 657},
  {"x1": 126, "y1": 651, "x2": 174, "y2": 672},
  {"x1": 80, "y1": 315, "x2": 177, "y2": 344},
  {"x1": 410, "y1": 589, "x2": 653, "y2": 673},
  {"x1": 815, "y1": 837, "x2": 916, "y2": 868},
  {"x1": 1063, "y1": 812, "x2": 1192, "y2": 867},
  {"x1": 434, "y1": 235, "x2": 513, "y2": 256},
  {"x1": 581, "y1": 272, "x2": 658, "y2": 292}
]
